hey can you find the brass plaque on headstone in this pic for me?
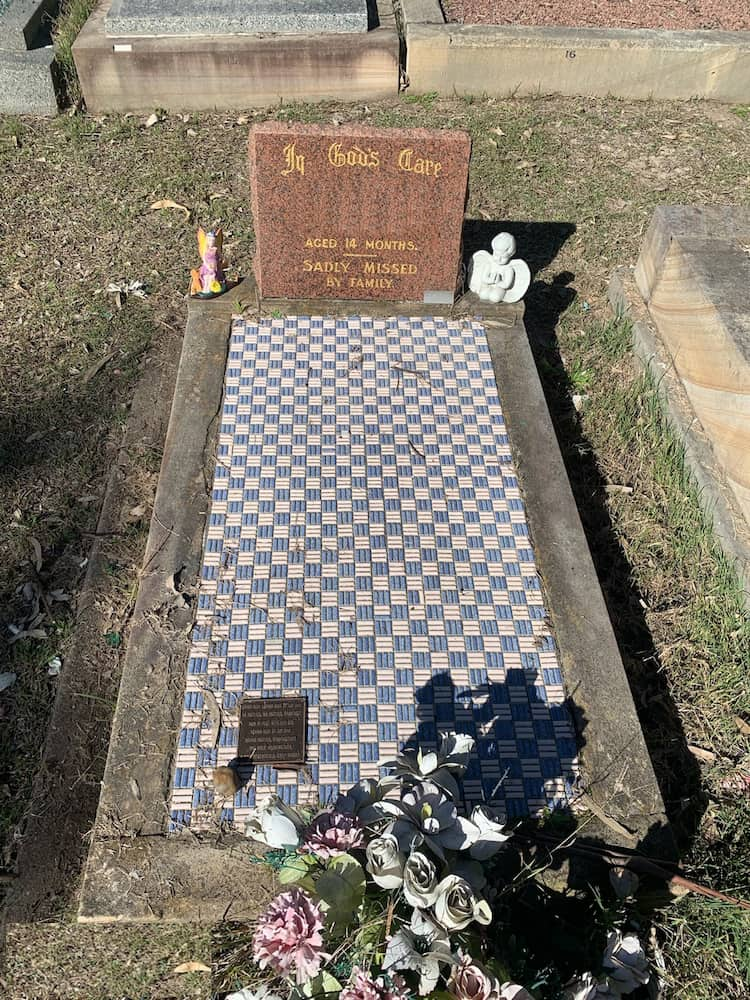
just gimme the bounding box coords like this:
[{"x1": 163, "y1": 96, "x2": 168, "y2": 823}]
[{"x1": 237, "y1": 696, "x2": 307, "y2": 765}]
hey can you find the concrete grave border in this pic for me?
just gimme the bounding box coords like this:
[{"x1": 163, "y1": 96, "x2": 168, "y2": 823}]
[
  {"x1": 73, "y1": 0, "x2": 400, "y2": 115},
  {"x1": 0, "y1": 0, "x2": 59, "y2": 114},
  {"x1": 609, "y1": 265, "x2": 750, "y2": 611},
  {"x1": 401, "y1": 0, "x2": 750, "y2": 103},
  {"x1": 73, "y1": 278, "x2": 669, "y2": 923}
]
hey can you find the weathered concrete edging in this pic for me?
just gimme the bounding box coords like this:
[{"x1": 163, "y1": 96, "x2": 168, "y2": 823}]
[
  {"x1": 74, "y1": 0, "x2": 399, "y2": 114},
  {"x1": 77, "y1": 279, "x2": 670, "y2": 922},
  {"x1": 481, "y1": 313, "x2": 671, "y2": 856},
  {"x1": 401, "y1": 0, "x2": 750, "y2": 102},
  {"x1": 609, "y1": 266, "x2": 750, "y2": 611},
  {"x1": 78, "y1": 282, "x2": 276, "y2": 923},
  {"x1": 5, "y1": 320, "x2": 183, "y2": 925}
]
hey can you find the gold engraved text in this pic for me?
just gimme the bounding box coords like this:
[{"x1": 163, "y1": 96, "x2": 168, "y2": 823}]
[
  {"x1": 397, "y1": 148, "x2": 442, "y2": 176},
  {"x1": 328, "y1": 143, "x2": 380, "y2": 168},
  {"x1": 282, "y1": 143, "x2": 305, "y2": 177},
  {"x1": 364, "y1": 262, "x2": 417, "y2": 275}
]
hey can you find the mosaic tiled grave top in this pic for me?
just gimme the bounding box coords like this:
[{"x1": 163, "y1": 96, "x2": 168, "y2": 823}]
[
  {"x1": 105, "y1": 0, "x2": 368, "y2": 38},
  {"x1": 169, "y1": 315, "x2": 578, "y2": 833},
  {"x1": 249, "y1": 124, "x2": 471, "y2": 303}
]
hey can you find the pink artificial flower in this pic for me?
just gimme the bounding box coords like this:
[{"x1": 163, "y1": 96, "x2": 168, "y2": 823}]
[
  {"x1": 341, "y1": 967, "x2": 411, "y2": 1000},
  {"x1": 448, "y1": 955, "x2": 501, "y2": 1000},
  {"x1": 340, "y1": 967, "x2": 382, "y2": 1000},
  {"x1": 302, "y1": 810, "x2": 364, "y2": 859},
  {"x1": 252, "y1": 888, "x2": 327, "y2": 984}
]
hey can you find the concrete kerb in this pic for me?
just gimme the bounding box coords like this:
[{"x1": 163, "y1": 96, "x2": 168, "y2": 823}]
[
  {"x1": 400, "y1": 0, "x2": 750, "y2": 102},
  {"x1": 609, "y1": 266, "x2": 750, "y2": 613},
  {"x1": 77, "y1": 279, "x2": 671, "y2": 923}
]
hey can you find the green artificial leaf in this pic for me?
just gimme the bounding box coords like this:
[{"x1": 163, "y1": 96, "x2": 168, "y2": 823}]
[
  {"x1": 303, "y1": 971, "x2": 342, "y2": 999},
  {"x1": 315, "y1": 853, "x2": 365, "y2": 930},
  {"x1": 278, "y1": 852, "x2": 317, "y2": 890}
]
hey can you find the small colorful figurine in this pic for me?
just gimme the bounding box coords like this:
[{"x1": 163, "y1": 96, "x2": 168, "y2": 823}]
[{"x1": 190, "y1": 226, "x2": 227, "y2": 298}]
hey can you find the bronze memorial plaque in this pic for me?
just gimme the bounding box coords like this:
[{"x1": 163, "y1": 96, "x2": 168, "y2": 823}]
[{"x1": 238, "y1": 696, "x2": 307, "y2": 765}]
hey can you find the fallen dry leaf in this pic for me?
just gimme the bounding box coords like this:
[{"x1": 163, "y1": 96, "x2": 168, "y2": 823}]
[
  {"x1": 150, "y1": 199, "x2": 191, "y2": 221},
  {"x1": 144, "y1": 112, "x2": 162, "y2": 128},
  {"x1": 173, "y1": 961, "x2": 211, "y2": 974},
  {"x1": 735, "y1": 715, "x2": 750, "y2": 737},
  {"x1": 688, "y1": 744, "x2": 717, "y2": 764},
  {"x1": 28, "y1": 537, "x2": 42, "y2": 572}
]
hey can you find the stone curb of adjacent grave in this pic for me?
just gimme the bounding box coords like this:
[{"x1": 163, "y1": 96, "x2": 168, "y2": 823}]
[
  {"x1": 609, "y1": 266, "x2": 750, "y2": 613},
  {"x1": 0, "y1": 0, "x2": 59, "y2": 114},
  {"x1": 72, "y1": 0, "x2": 399, "y2": 114},
  {"x1": 5, "y1": 314, "x2": 184, "y2": 923},
  {"x1": 75, "y1": 277, "x2": 671, "y2": 924},
  {"x1": 401, "y1": 0, "x2": 750, "y2": 103}
]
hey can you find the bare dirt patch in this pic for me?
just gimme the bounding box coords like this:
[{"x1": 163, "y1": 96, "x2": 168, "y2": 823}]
[{"x1": 443, "y1": 0, "x2": 750, "y2": 31}]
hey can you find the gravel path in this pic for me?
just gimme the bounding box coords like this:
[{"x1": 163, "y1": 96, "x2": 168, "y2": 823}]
[{"x1": 443, "y1": 0, "x2": 750, "y2": 31}]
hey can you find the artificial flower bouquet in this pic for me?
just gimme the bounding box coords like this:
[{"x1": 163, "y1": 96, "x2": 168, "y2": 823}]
[{"x1": 228, "y1": 733, "x2": 649, "y2": 1000}]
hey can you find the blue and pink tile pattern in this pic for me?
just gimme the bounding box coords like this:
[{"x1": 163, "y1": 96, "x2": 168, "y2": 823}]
[{"x1": 169, "y1": 315, "x2": 578, "y2": 832}]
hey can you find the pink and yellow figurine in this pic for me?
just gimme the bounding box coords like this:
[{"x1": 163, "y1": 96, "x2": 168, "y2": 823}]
[{"x1": 190, "y1": 226, "x2": 227, "y2": 298}]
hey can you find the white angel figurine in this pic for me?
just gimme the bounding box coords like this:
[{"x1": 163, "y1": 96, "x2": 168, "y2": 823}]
[{"x1": 468, "y1": 232, "x2": 530, "y2": 303}]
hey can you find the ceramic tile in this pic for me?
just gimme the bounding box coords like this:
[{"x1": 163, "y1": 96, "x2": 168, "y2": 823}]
[{"x1": 169, "y1": 316, "x2": 578, "y2": 832}]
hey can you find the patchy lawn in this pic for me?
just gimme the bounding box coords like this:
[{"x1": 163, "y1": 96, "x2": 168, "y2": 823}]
[{"x1": 0, "y1": 95, "x2": 748, "y2": 998}]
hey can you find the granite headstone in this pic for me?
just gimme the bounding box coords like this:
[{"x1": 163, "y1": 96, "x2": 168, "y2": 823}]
[
  {"x1": 248, "y1": 122, "x2": 471, "y2": 302},
  {"x1": 105, "y1": 0, "x2": 369, "y2": 37}
]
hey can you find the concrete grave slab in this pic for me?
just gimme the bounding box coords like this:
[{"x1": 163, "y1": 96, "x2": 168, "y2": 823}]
[
  {"x1": 74, "y1": 0, "x2": 398, "y2": 113},
  {"x1": 610, "y1": 205, "x2": 750, "y2": 605},
  {"x1": 248, "y1": 123, "x2": 470, "y2": 303},
  {"x1": 77, "y1": 280, "x2": 670, "y2": 924},
  {"x1": 105, "y1": 0, "x2": 369, "y2": 38},
  {"x1": 0, "y1": 0, "x2": 58, "y2": 113}
]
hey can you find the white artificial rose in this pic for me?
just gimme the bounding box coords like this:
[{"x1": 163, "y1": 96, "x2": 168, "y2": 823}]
[
  {"x1": 499, "y1": 984, "x2": 534, "y2": 1000},
  {"x1": 602, "y1": 932, "x2": 649, "y2": 995},
  {"x1": 433, "y1": 875, "x2": 492, "y2": 931},
  {"x1": 563, "y1": 973, "x2": 618, "y2": 1000},
  {"x1": 244, "y1": 796, "x2": 304, "y2": 849},
  {"x1": 365, "y1": 832, "x2": 405, "y2": 889},
  {"x1": 403, "y1": 851, "x2": 440, "y2": 908}
]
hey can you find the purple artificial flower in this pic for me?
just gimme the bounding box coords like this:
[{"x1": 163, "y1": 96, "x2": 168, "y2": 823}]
[{"x1": 302, "y1": 809, "x2": 365, "y2": 859}]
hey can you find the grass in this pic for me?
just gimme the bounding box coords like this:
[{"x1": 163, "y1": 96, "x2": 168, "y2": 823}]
[
  {"x1": 52, "y1": 0, "x2": 98, "y2": 104},
  {"x1": 0, "y1": 94, "x2": 748, "y2": 996}
]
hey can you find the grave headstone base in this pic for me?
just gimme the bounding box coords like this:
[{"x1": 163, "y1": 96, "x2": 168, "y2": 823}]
[{"x1": 73, "y1": 0, "x2": 398, "y2": 113}]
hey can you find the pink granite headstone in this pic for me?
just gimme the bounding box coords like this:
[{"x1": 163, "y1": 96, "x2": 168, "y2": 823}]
[{"x1": 248, "y1": 122, "x2": 471, "y2": 301}]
